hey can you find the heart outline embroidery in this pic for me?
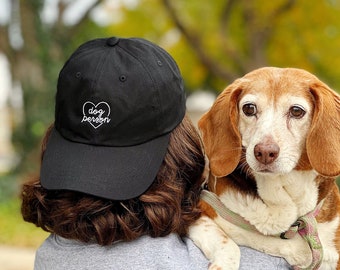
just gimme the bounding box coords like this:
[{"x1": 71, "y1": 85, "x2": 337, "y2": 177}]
[{"x1": 81, "y1": 101, "x2": 111, "y2": 129}]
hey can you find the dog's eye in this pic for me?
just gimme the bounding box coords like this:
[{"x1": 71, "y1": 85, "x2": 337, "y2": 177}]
[
  {"x1": 289, "y1": 105, "x2": 306, "y2": 119},
  {"x1": 242, "y1": 103, "x2": 257, "y2": 116}
]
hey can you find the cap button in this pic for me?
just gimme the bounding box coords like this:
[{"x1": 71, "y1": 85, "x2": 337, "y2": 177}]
[{"x1": 106, "y1": 37, "x2": 119, "y2": 47}]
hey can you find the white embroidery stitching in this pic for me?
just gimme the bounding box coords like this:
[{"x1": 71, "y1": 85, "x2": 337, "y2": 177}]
[{"x1": 81, "y1": 101, "x2": 111, "y2": 129}]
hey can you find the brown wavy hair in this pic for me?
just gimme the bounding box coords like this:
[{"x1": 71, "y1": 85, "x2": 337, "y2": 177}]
[{"x1": 21, "y1": 115, "x2": 205, "y2": 245}]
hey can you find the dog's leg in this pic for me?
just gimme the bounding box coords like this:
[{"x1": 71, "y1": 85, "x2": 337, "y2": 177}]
[
  {"x1": 244, "y1": 234, "x2": 312, "y2": 267},
  {"x1": 215, "y1": 217, "x2": 313, "y2": 268},
  {"x1": 317, "y1": 217, "x2": 340, "y2": 269},
  {"x1": 189, "y1": 216, "x2": 240, "y2": 270}
]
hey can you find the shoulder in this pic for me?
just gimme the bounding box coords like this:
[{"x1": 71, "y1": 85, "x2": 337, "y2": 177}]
[
  {"x1": 115, "y1": 234, "x2": 209, "y2": 269},
  {"x1": 240, "y1": 246, "x2": 291, "y2": 270},
  {"x1": 35, "y1": 234, "x2": 209, "y2": 270}
]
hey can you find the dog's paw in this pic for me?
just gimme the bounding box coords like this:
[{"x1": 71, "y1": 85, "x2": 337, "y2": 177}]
[
  {"x1": 280, "y1": 237, "x2": 312, "y2": 268},
  {"x1": 208, "y1": 259, "x2": 239, "y2": 270},
  {"x1": 208, "y1": 263, "x2": 223, "y2": 270},
  {"x1": 207, "y1": 247, "x2": 240, "y2": 270},
  {"x1": 189, "y1": 216, "x2": 241, "y2": 269}
]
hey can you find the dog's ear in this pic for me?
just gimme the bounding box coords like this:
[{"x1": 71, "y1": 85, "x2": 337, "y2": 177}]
[
  {"x1": 198, "y1": 84, "x2": 243, "y2": 177},
  {"x1": 307, "y1": 81, "x2": 340, "y2": 177}
]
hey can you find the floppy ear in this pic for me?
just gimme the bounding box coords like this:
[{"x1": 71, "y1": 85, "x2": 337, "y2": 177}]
[
  {"x1": 307, "y1": 82, "x2": 340, "y2": 177},
  {"x1": 198, "y1": 85, "x2": 243, "y2": 177}
]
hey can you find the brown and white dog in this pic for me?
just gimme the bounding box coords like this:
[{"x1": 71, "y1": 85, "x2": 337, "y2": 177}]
[{"x1": 189, "y1": 67, "x2": 340, "y2": 269}]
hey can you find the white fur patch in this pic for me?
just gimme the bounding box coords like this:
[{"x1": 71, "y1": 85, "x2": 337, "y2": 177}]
[{"x1": 318, "y1": 217, "x2": 340, "y2": 269}]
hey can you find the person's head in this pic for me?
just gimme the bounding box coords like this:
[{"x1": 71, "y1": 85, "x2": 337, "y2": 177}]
[{"x1": 21, "y1": 37, "x2": 205, "y2": 245}]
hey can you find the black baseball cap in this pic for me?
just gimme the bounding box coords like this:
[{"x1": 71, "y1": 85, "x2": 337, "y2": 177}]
[{"x1": 40, "y1": 37, "x2": 186, "y2": 200}]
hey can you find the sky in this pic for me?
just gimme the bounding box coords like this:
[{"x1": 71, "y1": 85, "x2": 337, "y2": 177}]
[
  {"x1": 0, "y1": 0, "x2": 139, "y2": 26},
  {"x1": 0, "y1": 0, "x2": 10, "y2": 25},
  {"x1": 0, "y1": 0, "x2": 102, "y2": 25},
  {"x1": 0, "y1": 54, "x2": 11, "y2": 107}
]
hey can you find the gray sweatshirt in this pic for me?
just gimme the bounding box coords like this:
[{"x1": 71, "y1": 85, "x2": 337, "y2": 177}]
[{"x1": 34, "y1": 234, "x2": 291, "y2": 269}]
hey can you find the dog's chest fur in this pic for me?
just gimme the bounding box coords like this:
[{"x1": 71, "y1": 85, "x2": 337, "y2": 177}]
[{"x1": 213, "y1": 169, "x2": 319, "y2": 236}]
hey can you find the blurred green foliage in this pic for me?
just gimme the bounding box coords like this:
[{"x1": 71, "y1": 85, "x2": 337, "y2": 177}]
[{"x1": 0, "y1": 197, "x2": 48, "y2": 247}]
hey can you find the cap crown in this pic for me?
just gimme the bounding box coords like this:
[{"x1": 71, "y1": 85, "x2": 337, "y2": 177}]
[{"x1": 55, "y1": 37, "x2": 185, "y2": 146}]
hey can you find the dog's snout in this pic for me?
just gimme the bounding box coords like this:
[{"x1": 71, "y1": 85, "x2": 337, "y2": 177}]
[{"x1": 254, "y1": 143, "x2": 280, "y2": 165}]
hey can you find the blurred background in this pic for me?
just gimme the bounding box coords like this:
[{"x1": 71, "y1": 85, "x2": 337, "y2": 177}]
[{"x1": 1, "y1": 0, "x2": 340, "y2": 269}]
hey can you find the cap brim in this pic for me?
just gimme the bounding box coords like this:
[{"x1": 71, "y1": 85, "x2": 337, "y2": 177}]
[{"x1": 40, "y1": 128, "x2": 169, "y2": 200}]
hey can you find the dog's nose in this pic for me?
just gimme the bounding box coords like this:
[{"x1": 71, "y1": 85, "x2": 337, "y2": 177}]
[{"x1": 254, "y1": 143, "x2": 280, "y2": 165}]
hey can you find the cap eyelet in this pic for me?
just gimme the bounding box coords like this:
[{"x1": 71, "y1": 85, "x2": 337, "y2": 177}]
[
  {"x1": 75, "y1": 72, "x2": 81, "y2": 78},
  {"x1": 119, "y1": 75, "x2": 127, "y2": 82},
  {"x1": 157, "y1": 60, "x2": 163, "y2": 66}
]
